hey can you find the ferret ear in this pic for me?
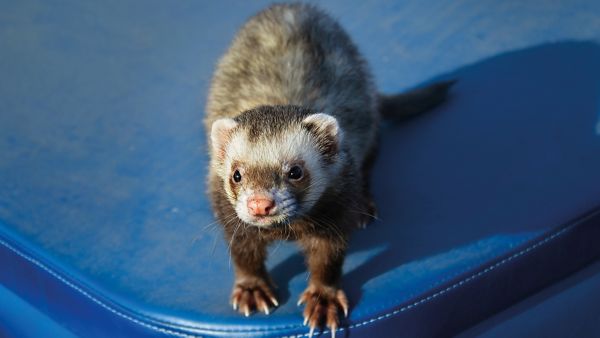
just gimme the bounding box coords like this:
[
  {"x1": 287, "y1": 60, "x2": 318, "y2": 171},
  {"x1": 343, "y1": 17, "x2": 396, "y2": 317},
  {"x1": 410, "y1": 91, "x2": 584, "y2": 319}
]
[
  {"x1": 211, "y1": 118, "x2": 238, "y2": 159},
  {"x1": 301, "y1": 113, "x2": 343, "y2": 159}
]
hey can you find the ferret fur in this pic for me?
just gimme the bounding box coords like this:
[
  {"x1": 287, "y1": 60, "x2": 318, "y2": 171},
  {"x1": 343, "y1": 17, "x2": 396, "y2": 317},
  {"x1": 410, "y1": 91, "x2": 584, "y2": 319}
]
[{"x1": 204, "y1": 2, "x2": 453, "y2": 332}]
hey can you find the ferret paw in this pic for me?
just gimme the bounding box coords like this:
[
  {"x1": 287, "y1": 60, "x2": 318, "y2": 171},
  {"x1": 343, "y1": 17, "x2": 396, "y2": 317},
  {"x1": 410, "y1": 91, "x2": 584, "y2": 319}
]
[
  {"x1": 298, "y1": 285, "x2": 349, "y2": 338},
  {"x1": 231, "y1": 279, "x2": 278, "y2": 316}
]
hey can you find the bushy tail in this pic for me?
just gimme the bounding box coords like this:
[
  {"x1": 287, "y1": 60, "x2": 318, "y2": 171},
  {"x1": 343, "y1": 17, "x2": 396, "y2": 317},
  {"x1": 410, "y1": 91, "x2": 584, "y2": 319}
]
[{"x1": 378, "y1": 80, "x2": 456, "y2": 120}]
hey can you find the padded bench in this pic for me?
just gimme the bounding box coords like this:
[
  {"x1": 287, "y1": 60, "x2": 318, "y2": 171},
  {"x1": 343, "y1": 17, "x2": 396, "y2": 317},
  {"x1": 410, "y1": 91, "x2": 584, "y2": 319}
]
[{"x1": 1, "y1": 1, "x2": 600, "y2": 337}]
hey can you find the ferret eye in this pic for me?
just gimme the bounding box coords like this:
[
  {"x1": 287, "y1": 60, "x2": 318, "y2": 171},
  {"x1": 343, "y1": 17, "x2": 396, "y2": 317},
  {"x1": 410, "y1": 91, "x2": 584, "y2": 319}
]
[
  {"x1": 288, "y1": 166, "x2": 303, "y2": 180},
  {"x1": 232, "y1": 170, "x2": 242, "y2": 183}
]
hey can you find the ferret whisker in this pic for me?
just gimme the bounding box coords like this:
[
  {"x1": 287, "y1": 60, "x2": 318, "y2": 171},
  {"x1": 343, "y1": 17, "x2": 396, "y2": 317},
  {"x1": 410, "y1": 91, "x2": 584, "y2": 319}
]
[
  {"x1": 300, "y1": 196, "x2": 379, "y2": 220},
  {"x1": 200, "y1": 212, "x2": 238, "y2": 232},
  {"x1": 297, "y1": 212, "x2": 347, "y2": 245},
  {"x1": 227, "y1": 220, "x2": 244, "y2": 268},
  {"x1": 299, "y1": 178, "x2": 327, "y2": 194},
  {"x1": 288, "y1": 218, "x2": 299, "y2": 240},
  {"x1": 192, "y1": 213, "x2": 239, "y2": 245}
]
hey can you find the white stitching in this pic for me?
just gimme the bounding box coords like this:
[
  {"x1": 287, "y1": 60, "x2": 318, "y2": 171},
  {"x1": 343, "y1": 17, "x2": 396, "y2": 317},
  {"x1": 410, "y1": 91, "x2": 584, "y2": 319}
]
[
  {"x1": 279, "y1": 223, "x2": 578, "y2": 338},
  {"x1": 0, "y1": 238, "x2": 202, "y2": 338},
  {"x1": 0, "y1": 217, "x2": 581, "y2": 338}
]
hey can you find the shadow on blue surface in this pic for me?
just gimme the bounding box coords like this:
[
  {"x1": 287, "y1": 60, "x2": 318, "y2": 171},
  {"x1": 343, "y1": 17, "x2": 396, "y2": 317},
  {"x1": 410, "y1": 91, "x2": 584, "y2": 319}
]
[
  {"x1": 0, "y1": 284, "x2": 77, "y2": 338},
  {"x1": 458, "y1": 259, "x2": 600, "y2": 337},
  {"x1": 268, "y1": 41, "x2": 600, "y2": 312}
]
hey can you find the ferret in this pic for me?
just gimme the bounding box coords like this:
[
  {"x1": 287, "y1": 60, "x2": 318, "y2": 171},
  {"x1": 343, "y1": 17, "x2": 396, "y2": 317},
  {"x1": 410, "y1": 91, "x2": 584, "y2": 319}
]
[{"x1": 205, "y1": 3, "x2": 453, "y2": 337}]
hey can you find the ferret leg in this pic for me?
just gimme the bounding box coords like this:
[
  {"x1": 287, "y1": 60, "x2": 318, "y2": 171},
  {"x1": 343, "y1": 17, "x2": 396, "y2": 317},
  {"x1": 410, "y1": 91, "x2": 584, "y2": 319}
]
[
  {"x1": 229, "y1": 237, "x2": 278, "y2": 316},
  {"x1": 298, "y1": 236, "x2": 348, "y2": 337}
]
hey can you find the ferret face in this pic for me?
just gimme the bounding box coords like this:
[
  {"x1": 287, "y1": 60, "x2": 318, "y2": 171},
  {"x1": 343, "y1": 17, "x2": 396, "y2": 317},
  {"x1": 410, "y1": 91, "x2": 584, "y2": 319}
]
[{"x1": 210, "y1": 107, "x2": 344, "y2": 227}]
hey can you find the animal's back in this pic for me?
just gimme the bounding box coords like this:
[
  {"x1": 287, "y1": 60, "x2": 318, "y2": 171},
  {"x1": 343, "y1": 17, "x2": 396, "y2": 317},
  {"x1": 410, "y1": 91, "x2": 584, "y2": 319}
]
[{"x1": 205, "y1": 3, "x2": 378, "y2": 164}]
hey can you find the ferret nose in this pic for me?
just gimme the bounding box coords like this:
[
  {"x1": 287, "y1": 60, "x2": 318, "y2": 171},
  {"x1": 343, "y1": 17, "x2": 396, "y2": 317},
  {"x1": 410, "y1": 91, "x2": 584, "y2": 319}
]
[{"x1": 247, "y1": 195, "x2": 276, "y2": 216}]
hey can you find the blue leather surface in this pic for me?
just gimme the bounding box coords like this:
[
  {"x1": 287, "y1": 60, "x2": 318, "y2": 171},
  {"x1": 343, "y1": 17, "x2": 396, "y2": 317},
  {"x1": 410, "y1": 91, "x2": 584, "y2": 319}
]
[
  {"x1": 0, "y1": 285, "x2": 77, "y2": 338},
  {"x1": 1, "y1": 1, "x2": 600, "y2": 337},
  {"x1": 458, "y1": 260, "x2": 600, "y2": 337}
]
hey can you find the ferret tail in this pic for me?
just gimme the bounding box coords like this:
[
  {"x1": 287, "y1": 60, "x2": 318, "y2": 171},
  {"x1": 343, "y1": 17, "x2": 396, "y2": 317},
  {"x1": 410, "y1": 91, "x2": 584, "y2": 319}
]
[{"x1": 378, "y1": 80, "x2": 456, "y2": 120}]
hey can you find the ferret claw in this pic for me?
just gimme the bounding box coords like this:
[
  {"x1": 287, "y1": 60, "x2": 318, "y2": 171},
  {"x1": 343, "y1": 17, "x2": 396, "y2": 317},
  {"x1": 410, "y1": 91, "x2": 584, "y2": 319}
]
[
  {"x1": 271, "y1": 297, "x2": 279, "y2": 307},
  {"x1": 231, "y1": 280, "x2": 277, "y2": 317},
  {"x1": 303, "y1": 316, "x2": 308, "y2": 326},
  {"x1": 300, "y1": 287, "x2": 348, "y2": 338},
  {"x1": 336, "y1": 290, "x2": 349, "y2": 318}
]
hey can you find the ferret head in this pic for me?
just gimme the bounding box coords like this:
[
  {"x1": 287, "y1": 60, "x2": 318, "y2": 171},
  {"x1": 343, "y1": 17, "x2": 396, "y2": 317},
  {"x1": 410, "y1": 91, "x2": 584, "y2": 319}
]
[{"x1": 210, "y1": 105, "x2": 345, "y2": 227}]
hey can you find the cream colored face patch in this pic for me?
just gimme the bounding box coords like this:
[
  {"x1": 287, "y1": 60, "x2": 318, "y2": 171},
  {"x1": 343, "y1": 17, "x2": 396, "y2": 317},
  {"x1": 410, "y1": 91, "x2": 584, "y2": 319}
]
[
  {"x1": 225, "y1": 130, "x2": 318, "y2": 169},
  {"x1": 221, "y1": 126, "x2": 334, "y2": 225}
]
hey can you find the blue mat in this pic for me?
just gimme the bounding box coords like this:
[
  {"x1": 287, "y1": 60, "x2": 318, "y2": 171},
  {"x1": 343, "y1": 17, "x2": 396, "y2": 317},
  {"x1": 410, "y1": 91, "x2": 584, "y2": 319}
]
[{"x1": 1, "y1": 1, "x2": 600, "y2": 337}]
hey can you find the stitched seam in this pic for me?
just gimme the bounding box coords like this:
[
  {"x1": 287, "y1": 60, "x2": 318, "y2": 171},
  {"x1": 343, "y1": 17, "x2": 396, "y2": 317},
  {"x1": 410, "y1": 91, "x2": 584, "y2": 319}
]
[
  {"x1": 0, "y1": 234, "x2": 302, "y2": 334},
  {"x1": 279, "y1": 223, "x2": 576, "y2": 338},
  {"x1": 0, "y1": 238, "x2": 203, "y2": 338},
  {"x1": 0, "y1": 218, "x2": 579, "y2": 337},
  {"x1": 392, "y1": 234, "x2": 533, "y2": 311}
]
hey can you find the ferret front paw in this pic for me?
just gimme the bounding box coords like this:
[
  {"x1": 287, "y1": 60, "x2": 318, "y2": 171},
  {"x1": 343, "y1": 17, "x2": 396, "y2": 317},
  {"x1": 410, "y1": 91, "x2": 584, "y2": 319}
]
[
  {"x1": 298, "y1": 284, "x2": 349, "y2": 338},
  {"x1": 231, "y1": 278, "x2": 278, "y2": 316}
]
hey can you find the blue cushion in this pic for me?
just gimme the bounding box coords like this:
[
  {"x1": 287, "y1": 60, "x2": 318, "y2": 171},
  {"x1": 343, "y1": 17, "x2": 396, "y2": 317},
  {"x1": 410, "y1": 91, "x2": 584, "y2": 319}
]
[
  {"x1": 1, "y1": 1, "x2": 600, "y2": 337},
  {"x1": 458, "y1": 260, "x2": 600, "y2": 337}
]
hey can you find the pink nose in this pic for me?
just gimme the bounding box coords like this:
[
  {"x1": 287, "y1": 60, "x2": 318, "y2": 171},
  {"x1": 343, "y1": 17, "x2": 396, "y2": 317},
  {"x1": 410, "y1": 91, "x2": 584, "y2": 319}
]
[{"x1": 247, "y1": 195, "x2": 276, "y2": 216}]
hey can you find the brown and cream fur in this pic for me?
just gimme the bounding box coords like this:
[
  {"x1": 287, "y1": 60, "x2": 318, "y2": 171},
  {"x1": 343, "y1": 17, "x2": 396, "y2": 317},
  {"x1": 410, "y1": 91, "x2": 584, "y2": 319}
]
[{"x1": 204, "y1": 3, "x2": 453, "y2": 336}]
